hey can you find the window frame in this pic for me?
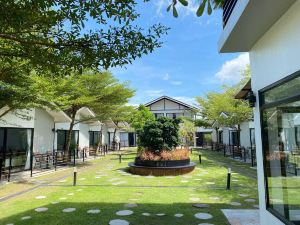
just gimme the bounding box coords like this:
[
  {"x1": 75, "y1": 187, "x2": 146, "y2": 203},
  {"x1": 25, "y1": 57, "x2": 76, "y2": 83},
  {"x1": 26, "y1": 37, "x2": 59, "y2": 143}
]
[{"x1": 259, "y1": 70, "x2": 300, "y2": 225}]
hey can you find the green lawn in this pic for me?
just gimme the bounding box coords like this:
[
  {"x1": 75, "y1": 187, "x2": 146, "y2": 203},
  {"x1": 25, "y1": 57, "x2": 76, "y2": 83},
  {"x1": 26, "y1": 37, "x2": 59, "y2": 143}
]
[{"x1": 0, "y1": 148, "x2": 258, "y2": 225}]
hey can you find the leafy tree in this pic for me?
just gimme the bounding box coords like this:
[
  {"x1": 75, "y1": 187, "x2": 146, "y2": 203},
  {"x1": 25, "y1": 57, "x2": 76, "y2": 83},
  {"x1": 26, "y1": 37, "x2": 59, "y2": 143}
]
[
  {"x1": 0, "y1": 1, "x2": 168, "y2": 72},
  {"x1": 179, "y1": 117, "x2": 196, "y2": 148},
  {"x1": 167, "y1": 0, "x2": 223, "y2": 18},
  {"x1": 0, "y1": 59, "x2": 55, "y2": 119},
  {"x1": 139, "y1": 117, "x2": 181, "y2": 152},
  {"x1": 129, "y1": 104, "x2": 155, "y2": 132},
  {"x1": 196, "y1": 87, "x2": 252, "y2": 147},
  {"x1": 106, "y1": 105, "x2": 135, "y2": 150},
  {"x1": 35, "y1": 70, "x2": 134, "y2": 158}
]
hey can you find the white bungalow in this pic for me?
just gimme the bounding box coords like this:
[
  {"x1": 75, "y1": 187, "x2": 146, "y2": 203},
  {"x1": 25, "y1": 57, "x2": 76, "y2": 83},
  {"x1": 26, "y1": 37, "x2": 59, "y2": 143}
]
[
  {"x1": 219, "y1": 0, "x2": 300, "y2": 224},
  {"x1": 0, "y1": 107, "x2": 70, "y2": 171}
]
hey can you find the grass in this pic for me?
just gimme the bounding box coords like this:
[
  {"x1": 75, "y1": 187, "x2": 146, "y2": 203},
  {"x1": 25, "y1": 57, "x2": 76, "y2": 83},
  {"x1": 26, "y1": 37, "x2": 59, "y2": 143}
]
[{"x1": 0, "y1": 148, "x2": 258, "y2": 225}]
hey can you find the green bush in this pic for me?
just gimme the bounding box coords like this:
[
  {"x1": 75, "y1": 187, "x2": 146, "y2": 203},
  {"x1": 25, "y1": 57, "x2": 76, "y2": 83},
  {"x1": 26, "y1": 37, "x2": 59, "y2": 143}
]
[{"x1": 138, "y1": 117, "x2": 180, "y2": 152}]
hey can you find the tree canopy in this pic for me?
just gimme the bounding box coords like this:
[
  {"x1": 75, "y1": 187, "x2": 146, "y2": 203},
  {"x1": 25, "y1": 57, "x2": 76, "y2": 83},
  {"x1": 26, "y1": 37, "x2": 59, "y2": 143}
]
[
  {"x1": 139, "y1": 117, "x2": 181, "y2": 152},
  {"x1": 0, "y1": 0, "x2": 168, "y2": 73},
  {"x1": 168, "y1": 0, "x2": 224, "y2": 18},
  {"x1": 129, "y1": 104, "x2": 155, "y2": 132},
  {"x1": 179, "y1": 117, "x2": 196, "y2": 147}
]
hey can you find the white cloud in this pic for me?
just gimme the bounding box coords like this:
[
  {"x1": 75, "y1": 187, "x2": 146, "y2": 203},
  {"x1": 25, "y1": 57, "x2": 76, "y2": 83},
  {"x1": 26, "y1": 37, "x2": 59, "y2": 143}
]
[
  {"x1": 215, "y1": 53, "x2": 249, "y2": 83},
  {"x1": 163, "y1": 73, "x2": 170, "y2": 80},
  {"x1": 170, "y1": 81, "x2": 182, "y2": 85},
  {"x1": 145, "y1": 89, "x2": 165, "y2": 97}
]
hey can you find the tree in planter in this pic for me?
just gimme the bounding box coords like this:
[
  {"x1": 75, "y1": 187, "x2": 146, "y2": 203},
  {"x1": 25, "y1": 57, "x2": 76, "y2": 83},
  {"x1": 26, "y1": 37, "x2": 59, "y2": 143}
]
[
  {"x1": 139, "y1": 117, "x2": 181, "y2": 152},
  {"x1": 36, "y1": 70, "x2": 134, "y2": 159},
  {"x1": 179, "y1": 118, "x2": 196, "y2": 148}
]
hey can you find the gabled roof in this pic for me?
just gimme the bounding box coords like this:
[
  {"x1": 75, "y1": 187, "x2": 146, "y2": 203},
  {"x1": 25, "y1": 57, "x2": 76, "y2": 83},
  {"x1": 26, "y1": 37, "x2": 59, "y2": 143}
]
[
  {"x1": 235, "y1": 79, "x2": 252, "y2": 100},
  {"x1": 45, "y1": 109, "x2": 72, "y2": 123},
  {"x1": 144, "y1": 96, "x2": 197, "y2": 110}
]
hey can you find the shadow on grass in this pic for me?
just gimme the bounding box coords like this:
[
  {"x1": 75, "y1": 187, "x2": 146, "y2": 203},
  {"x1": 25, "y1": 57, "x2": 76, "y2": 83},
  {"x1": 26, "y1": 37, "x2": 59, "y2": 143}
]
[{"x1": 0, "y1": 202, "x2": 233, "y2": 225}]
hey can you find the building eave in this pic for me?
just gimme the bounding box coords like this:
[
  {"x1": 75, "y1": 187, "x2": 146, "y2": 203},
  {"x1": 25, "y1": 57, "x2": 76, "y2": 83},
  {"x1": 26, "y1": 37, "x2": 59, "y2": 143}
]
[{"x1": 218, "y1": 0, "x2": 295, "y2": 53}]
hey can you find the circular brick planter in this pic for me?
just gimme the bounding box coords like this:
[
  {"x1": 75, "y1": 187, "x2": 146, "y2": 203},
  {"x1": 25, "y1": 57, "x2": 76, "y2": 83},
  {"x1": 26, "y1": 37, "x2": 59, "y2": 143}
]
[{"x1": 128, "y1": 157, "x2": 195, "y2": 176}]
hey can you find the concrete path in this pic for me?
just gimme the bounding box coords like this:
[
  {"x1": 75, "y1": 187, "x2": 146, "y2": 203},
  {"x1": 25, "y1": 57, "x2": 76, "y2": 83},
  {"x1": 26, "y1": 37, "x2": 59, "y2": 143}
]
[{"x1": 222, "y1": 209, "x2": 260, "y2": 225}]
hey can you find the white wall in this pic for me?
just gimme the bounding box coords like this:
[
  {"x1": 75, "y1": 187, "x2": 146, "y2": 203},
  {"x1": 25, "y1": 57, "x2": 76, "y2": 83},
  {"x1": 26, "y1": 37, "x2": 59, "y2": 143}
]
[
  {"x1": 0, "y1": 109, "x2": 35, "y2": 128},
  {"x1": 249, "y1": 2, "x2": 300, "y2": 224},
  {"x1": 79, "y1": 123, "x2": 89, "y2": 149},
  {"x1": 33, "y1": 109, "x2": 55, "y2": 153},
  {"x1": 239, "y1": 121, "x2": 253, "y2": 148}
]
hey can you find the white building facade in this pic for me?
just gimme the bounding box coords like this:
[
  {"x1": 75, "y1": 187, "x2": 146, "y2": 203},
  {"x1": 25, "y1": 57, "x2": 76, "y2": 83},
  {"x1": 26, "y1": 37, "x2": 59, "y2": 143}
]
[{"x1": 219, "y1": 1, "x2": 300, "y2": 224}]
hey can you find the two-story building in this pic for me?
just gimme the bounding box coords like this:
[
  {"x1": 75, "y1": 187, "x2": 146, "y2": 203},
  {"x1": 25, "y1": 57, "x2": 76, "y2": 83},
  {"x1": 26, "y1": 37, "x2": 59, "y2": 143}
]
[
  {"x1": 219, "y1": 1, "x2": 300, "y2": 224},
  {"x1": 145, "y1": 96, "x2": 213, "y2": 147}
]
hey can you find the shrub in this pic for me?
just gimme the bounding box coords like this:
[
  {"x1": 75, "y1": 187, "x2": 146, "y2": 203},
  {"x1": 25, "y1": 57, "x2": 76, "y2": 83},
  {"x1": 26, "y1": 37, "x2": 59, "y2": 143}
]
[
  {"x1": 139, "y1": 149, "x2": 190, "y2": 161},
  {"x1": 138, "y1": 117, "x2": 181, "y2": 152}
]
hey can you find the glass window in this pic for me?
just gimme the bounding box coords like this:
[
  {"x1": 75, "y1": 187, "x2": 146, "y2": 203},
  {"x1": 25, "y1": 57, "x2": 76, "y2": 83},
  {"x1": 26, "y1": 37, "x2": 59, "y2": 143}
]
[
  {"x1": 89, "y1": 131, "x2": 101, "y2": 148},
  {"x1": 261, "y1": 77, "x2": 300, "y2": 105},
  {"x1": 0, "y1": 128, "x2": 4, "y2": 155},
  {"x1": 261, "y1": 94, "x2": 300, "y2": 224},
  {"x1": 250, "y1": 128, "x2": 256, "y2": 149},
  {"x1": 154, "y1": 113, "x2": 164, "y2": 118},
  {"x1": 120, "y1": 132, "x2": 129, "y2": 147},
  {"x1": 57, "y1": 130, "x2": 79, "y2": 151}
]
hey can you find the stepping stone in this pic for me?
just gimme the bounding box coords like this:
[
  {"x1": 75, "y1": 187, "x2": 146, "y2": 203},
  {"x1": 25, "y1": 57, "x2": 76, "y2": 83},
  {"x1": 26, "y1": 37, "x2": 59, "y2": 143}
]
[
  {"x1": 230, "y1": 202, "x2": 242, "y2": 206},
  {"x1": 142, "y1": 213, "x2": 151, "y2": 216},
  {"x1": 156, "y1": 213, "x2": 166, "y2": 216},
  {"x1": 232, "y1": 179, "x2": 239, "y2": 182},
  {"x1": 181, "y1": 180, "x2": 189, "y2": 183},
  {"x1": 68, "y1": 193, "x2": 74, "y2": 196},
  {"x1": 194, "y1": 178, "x2": 202, "y2": 181},
  {"x1": 245, "y1": 199, "x2": 256, "y2": 202},
  {"x1": 190, "y1": 197, "x2": 201, "y2": 202},
  {"x1": 198, "y1": 224, "x2": 214, "y2": 225},
  {"x1": 110, "y1": 178, "x2": 121, "y2": 182},
  {"x1": 51, "y1": 202, "x2": 59, "y2": 205},
  {"x1": 124, "y1": 203, "x2": 137, "y2": 208},
  {"x1": 95, "y1": 176, "x2": 102, "y2": 179},
  {"x1": 63, "y1": 208, "x2": 76, "y2": 213},
  {"x1": 116, "y1": 210, "x2": 133, "y2": 216},
  {"x1": 76, "y1": 189, "x2": 83, "y2": 192},
  {"x1": 59, "y1": 180, "x2": 66, "y2": 183},
  {"x1": 60, "y1": 197, "x2": 67, "y2": 200},
  {"x1": 183, "y1": 175, "x2": 192, "y2": 178},
  {"x1": 175, "y1": 214, "x2": 184, "y2": 218},
  {"x1": 193, "y1": 203, "x2": 209, "y2": 209},
  {"x1": 146, "y1": 176, "x2": 154, "y2": 178},
  {"x1": 129, "y1": 199, "x2": 138, "y2": 201},
  {"x1": 35, "y1": 207, "x2": 48, "y2": 212},
  {"x1": 79, "y1": 178, "x2": 86, "y2": 181},
  {"x1": 205, "y1": 182, "x2": 215, "y2": 185},
  {"x1": 109, "y1": 219, "x2": 129, "y2": 225},
  {"x1": 112, "y1": 181, "x2": 127, "y2": 186},
  {"x1": 87, "y1": 209, "x2": 101, "y2": 214},
  {"x1": 165, "y1": 176, "x2": 175, "y2": 179},
  {"x1": 21, "y1": 216, "x2": 31, "y2": 220},
  {"x1": 194, "y1": 213, "x2": 213, "y2": 220},
  {"x1": 238, "y1": 194, "x2": 249, "y2": 197},
  {"x1": 35, "y1": 196, "x2": 46, "y2": 199},
  {"x1": 209, "y1": 197, "x2": 220, "y2": 201},
  {"x1": 6, "y1": 224, "x2": 14, "y2": 225}
]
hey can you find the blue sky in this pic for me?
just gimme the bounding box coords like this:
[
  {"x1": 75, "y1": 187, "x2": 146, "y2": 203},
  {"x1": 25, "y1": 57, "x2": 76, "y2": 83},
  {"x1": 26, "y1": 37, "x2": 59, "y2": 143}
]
[{"x1": 110, "y1": 0, "x2": 249, "y2": 106}]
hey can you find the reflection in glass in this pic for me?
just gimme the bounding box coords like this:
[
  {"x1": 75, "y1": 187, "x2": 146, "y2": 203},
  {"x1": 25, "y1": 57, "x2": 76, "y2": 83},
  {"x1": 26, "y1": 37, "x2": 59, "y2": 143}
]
[{"x1": 262, "y1": 100, "x2": 300, "y2": 224}]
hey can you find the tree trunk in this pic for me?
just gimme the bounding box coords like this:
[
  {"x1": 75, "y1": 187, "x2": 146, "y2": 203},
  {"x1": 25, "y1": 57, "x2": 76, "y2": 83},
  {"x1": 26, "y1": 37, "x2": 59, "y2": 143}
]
[
  {"x1": 0, "y1": 107, "x2": 12, "y2": 118},
  {"x1": 65, "y1": 108, "x2": 76, "y2": 162},
  {"x1": 113, "y1": 127, "x2": 117, "y2": 151}
]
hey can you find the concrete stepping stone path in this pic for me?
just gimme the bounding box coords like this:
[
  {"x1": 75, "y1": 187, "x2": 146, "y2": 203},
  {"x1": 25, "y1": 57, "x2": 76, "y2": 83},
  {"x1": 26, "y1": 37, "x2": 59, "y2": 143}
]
[
  {"x1": 194, "y1": 213, "x2": 213, "y2": 220},
  {"x1": 124, "y1": 203, "x2": 137, "y2": 208},
  {"x1": 87, "y1": 209, "x2": 101, "y2": 214},
  {"x1": 142, "y1": 213, "x2": 151, "y2": 216},
  {"x1": 51, "y1": 202, "x2": 59, "y2": 205},
  {"x1": 21, "y1": 216, "x2": 31, "y2": 220},
  {"x1": 116, "y1": 210, "x2": 133, "y2": 216},
  {"x1": 35, "y1": 207, "x2": 48, "y2": 212},
  {"x1": 156, "y1": 213, "x2": 166, "y2": 216},
  {"x1": 238, "y1": 194, "x2": 249, "y2": 197},
  {"x1": 174, "y1": 214, "x2": 184, "y2": 218},
  {"x1": 35, "y1": 196, "x2": 46, "y2": 199},
  {"x1": 230, "y1": 202, "x2": 242, "y2": 206},
  {"x1": 193, "y1": 203, "x2": 209, "y2": 208},
  {"x1": 190, "y1": 197, "x2": 201, "y2": 202},
  {"x1": 109, "y1": 219, "x2": 129, "y2": 225},
  {"x1": 63, "y1": 208, "x2": 76, "y2": 213}
]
